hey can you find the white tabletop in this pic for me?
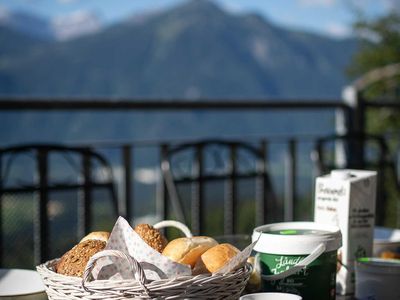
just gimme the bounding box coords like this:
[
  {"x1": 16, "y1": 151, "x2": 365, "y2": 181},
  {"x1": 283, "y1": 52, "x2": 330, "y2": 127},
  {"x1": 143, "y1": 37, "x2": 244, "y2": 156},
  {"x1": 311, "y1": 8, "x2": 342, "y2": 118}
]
[
  {"x1": 336, "y1": 295, "x2": 354, "y2": 300},
  {"x1": 0, "y1": 269, "x2": 46, "y2": 297}
]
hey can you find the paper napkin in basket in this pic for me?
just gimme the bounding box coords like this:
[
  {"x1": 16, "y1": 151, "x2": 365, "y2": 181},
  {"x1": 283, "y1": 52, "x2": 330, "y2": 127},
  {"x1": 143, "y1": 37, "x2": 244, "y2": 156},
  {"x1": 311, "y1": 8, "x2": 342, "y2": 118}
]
[
  {"x1": 92, "y1": 216, "x2": 192, "y2": 281},
  {"x1": 214, "y1": 241, "x2": 257, "y2": 274}
]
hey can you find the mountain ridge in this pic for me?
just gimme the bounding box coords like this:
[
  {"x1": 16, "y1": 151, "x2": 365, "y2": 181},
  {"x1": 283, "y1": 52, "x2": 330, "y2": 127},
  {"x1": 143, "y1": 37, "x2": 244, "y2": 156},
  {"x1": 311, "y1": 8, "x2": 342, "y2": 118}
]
[
  {"x1": 0, "y1": 7, "x2": 102, "y2": 41},
  {"x1": 0, "y1": 0, "x2": 357, "y2": 99}
]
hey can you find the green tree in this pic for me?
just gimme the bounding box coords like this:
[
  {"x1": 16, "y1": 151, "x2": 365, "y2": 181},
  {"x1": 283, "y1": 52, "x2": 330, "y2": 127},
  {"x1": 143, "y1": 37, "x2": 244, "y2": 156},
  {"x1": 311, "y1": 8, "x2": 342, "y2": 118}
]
[
  {"x1": 348, "y1": 12, "x2": 400, "y2": 134},
  {"x1": 348, "y1": 12, "x2": 400, "y2": 227},
  {"x1": 349, "y1": 12, "x2": 400, "y2": 85}
]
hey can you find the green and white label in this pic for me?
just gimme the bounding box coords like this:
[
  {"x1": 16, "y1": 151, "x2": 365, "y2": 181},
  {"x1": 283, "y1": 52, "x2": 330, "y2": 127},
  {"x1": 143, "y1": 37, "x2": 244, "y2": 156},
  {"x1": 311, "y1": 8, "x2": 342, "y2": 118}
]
[{"x1": 258, "y1": 251, "x2": 337, "y2": 300}]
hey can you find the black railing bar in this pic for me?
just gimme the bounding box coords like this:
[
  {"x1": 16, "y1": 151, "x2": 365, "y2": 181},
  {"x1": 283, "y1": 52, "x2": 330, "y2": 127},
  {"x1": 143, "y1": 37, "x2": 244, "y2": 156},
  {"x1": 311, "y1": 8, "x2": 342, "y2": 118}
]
[
  {"x1": 0, "y1": 96, "x2": 345, "y2": 102},
  {"x1": 191, "y1": 144, "x2": 204, "y2": 235},
  {"x1": 122, "y1": 145, "x2": 132, "y2": 221},
  {"x1": 78, "y1": 150, "x2": 92, "y2": 239},
  {"x1": 364, "y1": 100, "x2": 400, "y2": 109},
  {"x1": 1, "y1": 183, "x2": 114, "y2": 194},
  {"x1": 0, "y1": 133, "x2": 349, "y2": 153},
  {"x1": 224, "y1": 144, "x2": 237, "y2": 235},
  {"x1": 0, "y1": 99, "x2": 347, "y2": 111},
  {"x1": 22, "y1": 133, "x2": 337, "y2": 152},
  {"x1": 160, "y1": 145, "x2": 187, "y2": 225},
  {"x1": 172, "y1": 172, "x2": 266, "y2": 184},
  {"x1": 35, "y1": 149, "x2": 49, "y2": 265},
  {"x1": 160, "y1": 145, "x2": 169, "y2": 222},
  {"x1": 167, "y1": 140, "x2": 263, "y2": 157},
  {"x1": 0, "y1": 144, "x2": 111, "y2": 169},
  {"x1": 284, "y1": 139, "x2": 297, "y2": 222},
  {"x1": 381, "y1": 131, "x2": 400, "y2": 139},
  {"x1": 255, "y1": 140, "x2": 267, "y2": 226},
  {"x1": 0, "y1": 154, "x2": 3, "y2": 266}
]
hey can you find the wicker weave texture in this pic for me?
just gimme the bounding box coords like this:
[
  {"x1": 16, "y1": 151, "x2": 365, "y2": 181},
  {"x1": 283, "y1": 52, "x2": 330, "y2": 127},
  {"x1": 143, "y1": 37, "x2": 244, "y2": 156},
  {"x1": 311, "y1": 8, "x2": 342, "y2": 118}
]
[{"x1": 37, "y1": 250, "x2": 252, "y2": 300}]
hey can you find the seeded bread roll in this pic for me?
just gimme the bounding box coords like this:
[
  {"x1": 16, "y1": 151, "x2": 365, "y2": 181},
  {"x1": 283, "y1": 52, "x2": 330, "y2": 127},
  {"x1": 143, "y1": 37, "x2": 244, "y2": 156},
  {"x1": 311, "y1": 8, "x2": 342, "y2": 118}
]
[
  {"x1": 162, "y1": 236, "x2": 218, "y2": 268},
  {"x1": 134, "y1": 224, "x2": 168, "y2": 253},
  {"x1": 55, "y1": 239, "x2": 106, "y2": 277},
  {"x1": 80, "y1": 231, "x2": 110, "y2": 243},
  {"x1": 194, "y1": 243, "x2": 239, "y2": 274}
]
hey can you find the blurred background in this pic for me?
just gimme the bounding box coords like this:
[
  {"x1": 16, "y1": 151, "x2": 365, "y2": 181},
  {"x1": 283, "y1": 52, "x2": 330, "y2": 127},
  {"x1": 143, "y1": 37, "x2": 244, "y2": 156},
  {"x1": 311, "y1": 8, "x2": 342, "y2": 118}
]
[{"x1": 0, "y1": 0, "x2": 399, "y2": 269}]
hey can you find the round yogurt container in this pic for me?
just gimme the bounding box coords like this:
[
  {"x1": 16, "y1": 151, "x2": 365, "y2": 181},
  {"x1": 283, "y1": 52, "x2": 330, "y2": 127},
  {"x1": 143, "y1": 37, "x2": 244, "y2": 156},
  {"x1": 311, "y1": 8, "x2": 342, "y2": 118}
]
[
  {"x1": 355, "y1": 257, "x2": 400, "y2": 300},
  {"x1": 252, "y1": 222, "x2": 342, "y2": 300}
]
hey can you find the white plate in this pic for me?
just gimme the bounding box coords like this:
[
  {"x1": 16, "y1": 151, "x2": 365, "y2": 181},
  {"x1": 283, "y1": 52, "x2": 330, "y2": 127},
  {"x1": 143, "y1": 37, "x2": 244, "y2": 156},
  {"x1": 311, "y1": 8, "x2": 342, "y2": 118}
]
[
  {"x1": 240, "y1": 293, "x2": 302, "y2": 300},
  {"x1": 0, "y1": 269, "x2": 46, "y2": 298},
  {"x1": 374, "y1": 227, "x2": 400, "y2": 241},
  {"x1": 373, "y1": 227, "x2": 400, "y2": 257}
]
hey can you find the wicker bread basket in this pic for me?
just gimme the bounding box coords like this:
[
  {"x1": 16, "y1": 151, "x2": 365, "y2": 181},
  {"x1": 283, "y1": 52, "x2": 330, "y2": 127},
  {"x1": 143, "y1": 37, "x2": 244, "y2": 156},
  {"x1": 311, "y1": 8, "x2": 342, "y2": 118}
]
[
  {"x1": 37, "y1": 249, "x2": 252, "y2": 299},
  {"x1": 37, "y1": 221, "x2": 252, "y2": 299}
]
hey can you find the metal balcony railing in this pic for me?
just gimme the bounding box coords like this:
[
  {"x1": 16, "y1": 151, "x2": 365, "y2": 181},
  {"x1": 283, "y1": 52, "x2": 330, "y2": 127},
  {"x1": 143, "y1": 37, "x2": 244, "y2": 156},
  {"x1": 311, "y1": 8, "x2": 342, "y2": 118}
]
[{"x1": 0, "y1": 97, "x2": 399, "y2": 268}]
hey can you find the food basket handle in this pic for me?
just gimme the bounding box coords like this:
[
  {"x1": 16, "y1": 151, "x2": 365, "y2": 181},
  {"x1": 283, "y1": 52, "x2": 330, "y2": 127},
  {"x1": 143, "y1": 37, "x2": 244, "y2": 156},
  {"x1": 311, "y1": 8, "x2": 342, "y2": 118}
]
[
  {"x1": 154, "y1": 220, "x2": 193, "y2": 237},
  {"x1": 82, "y1": 249, "x2": 149, "y2": 295}
]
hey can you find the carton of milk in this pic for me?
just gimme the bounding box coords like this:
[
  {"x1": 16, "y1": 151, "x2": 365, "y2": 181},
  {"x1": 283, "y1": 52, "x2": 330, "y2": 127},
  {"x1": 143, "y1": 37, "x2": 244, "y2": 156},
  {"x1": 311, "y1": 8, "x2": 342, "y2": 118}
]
[{"x1": 314, "y1": 169, "x2": 377, "y2": 296}]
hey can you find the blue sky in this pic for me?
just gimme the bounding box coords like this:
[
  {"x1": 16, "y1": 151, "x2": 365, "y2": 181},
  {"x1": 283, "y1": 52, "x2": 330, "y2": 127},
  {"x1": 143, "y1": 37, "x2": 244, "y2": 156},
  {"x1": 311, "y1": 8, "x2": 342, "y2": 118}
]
[{"x1": 0, "y1": 0, "x2": 396, "y2": 38}]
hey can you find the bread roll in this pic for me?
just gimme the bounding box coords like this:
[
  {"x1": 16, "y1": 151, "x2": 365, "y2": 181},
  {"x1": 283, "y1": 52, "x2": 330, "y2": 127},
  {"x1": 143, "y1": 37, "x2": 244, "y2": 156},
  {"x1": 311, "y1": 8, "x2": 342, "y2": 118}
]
[
  {"x1": 134, "y1": 224, "x2": 168, "y2": 253},
  {"x1": 194, "y1": 243, "x2": 239, "y2": 274},
  {"x1": 80, "y1": 231, "x2": 110, "y2": 243},
  {"x1": 56, "y1": 239, "x2": 106, "y2": 277},
  {"x1": 162, "y1": 236, "x2": 218, "y2": 268}
]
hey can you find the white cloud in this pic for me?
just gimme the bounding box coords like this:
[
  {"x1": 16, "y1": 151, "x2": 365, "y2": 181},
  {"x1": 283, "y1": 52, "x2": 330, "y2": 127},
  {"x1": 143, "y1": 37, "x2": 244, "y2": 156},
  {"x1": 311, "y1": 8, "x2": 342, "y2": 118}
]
[
  {"x1": 216, "y1": 1, "x2": 245, "y2": 14},
  {"x1": 0, "y1": 4, "x2": 10, "y2": 21},
  {"x1": 299, "y1": 0, "x2": 336, "y2": 7},
  {"x1": 57, "y1": 0, "x2": 80, "y2": 4},
  {"x1": 325, "y1": 22, "x2": 352, "y2": 38},
  {"x1": 51, "y1": 10, "x2": 102, "y2": 40},
  {"x1": 348, "y1": 0, "x2": 400, "y2": 15},
  {"x1": 383, "y1": 0, "x2": 400, "y2": 11}
]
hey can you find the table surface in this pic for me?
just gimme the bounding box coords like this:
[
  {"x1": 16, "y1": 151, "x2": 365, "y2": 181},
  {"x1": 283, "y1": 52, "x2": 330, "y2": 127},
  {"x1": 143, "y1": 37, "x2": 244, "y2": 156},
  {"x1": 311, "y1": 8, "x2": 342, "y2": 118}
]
[
  {"x1": 0, "y1": 268, "x2": 47, "y2": 297},
  {"x1": 337, "y1": 295, "x2": 354, "y2": 300}
]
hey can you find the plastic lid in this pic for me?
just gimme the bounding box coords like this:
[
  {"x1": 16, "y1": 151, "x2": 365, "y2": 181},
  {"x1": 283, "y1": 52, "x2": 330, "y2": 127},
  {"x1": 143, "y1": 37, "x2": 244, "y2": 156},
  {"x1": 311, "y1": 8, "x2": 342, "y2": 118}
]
[
  {"x1": 356, "y1": 258, "x2": 400, "y2": 275},
  {"x1": 252, "y1": 222, "x2": 342, "y2": 255},
  {"x1": 330, "y1": 170, "x2": 352, "y2": 180}
]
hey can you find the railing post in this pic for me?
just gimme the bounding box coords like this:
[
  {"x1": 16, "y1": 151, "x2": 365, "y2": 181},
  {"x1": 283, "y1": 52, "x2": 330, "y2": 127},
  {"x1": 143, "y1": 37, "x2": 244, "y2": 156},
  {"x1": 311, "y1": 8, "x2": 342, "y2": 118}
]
[
  {"x1": 376, "y1": 138, "x2": 389, "y2": 226},
  {"x1": 121, "y1": 145, "x2": 132, "y2": 222},
  {"x1": 159, "y1": 144, "x2": 168, "y2": 222},
  {"x1": 224, "y1": 143, "x2": 237, "y2": 235},
  {"x1": 256, "y1": 140, "x2": 268, "y2": 226},
  {"x1": 341, "y1": 86, "x2": 366, "y2": 168},
  {"x1": 78, "y1": 149, "x2": 92, "y2": 239},
  {"x1": 355, "y1": 92, "x2": 366, "y2": 168},
  {"x1": 284, "y1": 139, "x2": 296, "y2": 221},
  {"x1": 192, "y1": 144, "x2": 204, "y2": 236},
  {"x1": 35, "y1": 148, "x2": 49, "y2": 264},
  {"x1": 0, "y1": 153, "x2": 3, "y2": 266}
]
